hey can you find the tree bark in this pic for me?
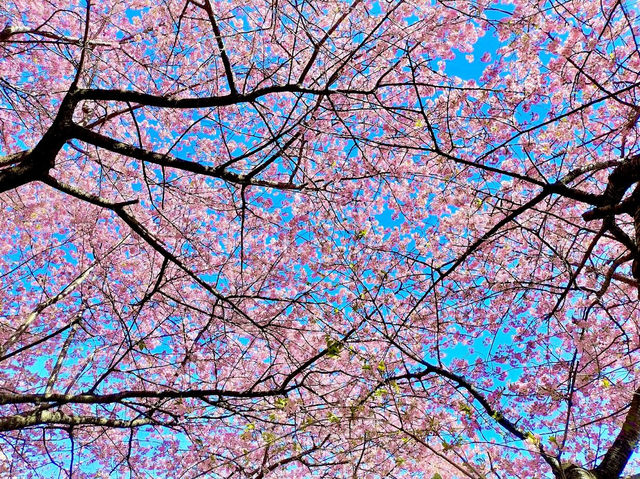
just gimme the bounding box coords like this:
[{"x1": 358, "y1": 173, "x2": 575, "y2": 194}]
[
  {"x1": 594, "y1": 388, "x2": 640, "y2": 478},
  {"x1": 559, "y1": 466, "x2": 598, "y2": 479}
]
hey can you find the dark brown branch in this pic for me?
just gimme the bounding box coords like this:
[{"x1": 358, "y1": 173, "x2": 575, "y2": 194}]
[
  {"x1": 0, "y1": 386, "x2": 293, "y2": 406},
  {"x1": 200, "y1": 0, "x2": 237, "y2": 94},
  {"x1": 404, "y1": 190, "x2": 551, "y2": 324},
  {"x1": 0, "y1": 410, "x2": 159, "y2": 432},
  {"x1": 0, "y1": 149, "x2": 32, "y2": 167},
  {"x1": 595, "y1": 388, "x2": 640, "y2": 477},
  {"x1": 0, "y1": 159, "x2": 44, "y2": 193},
  {"x1": 0, "y1": 318, "x2": 80, "y2": 362},
  {"x1": 297, "y1": 0, "x2": 363, "y2": 84},
  {"x1": 69, "y1": 124, "x2": 304, "y2": 190},
  {"x1": 583, "y1": 154, "x2": 640, "y2": 220},
  {"x1": 386, "y1": 361, "x2": 561, "y2": 472},
  {"x1": 74, "y1": 84, "x2": 333, "y2": 109}
]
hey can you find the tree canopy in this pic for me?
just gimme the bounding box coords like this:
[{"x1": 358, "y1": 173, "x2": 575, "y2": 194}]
[{"x1": 1, "y1": 0, "x2": 640, "y2": 477}]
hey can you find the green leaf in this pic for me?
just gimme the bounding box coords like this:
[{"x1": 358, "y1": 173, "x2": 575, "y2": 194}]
[
  {"x1": 327, "y1": 411, "x2": 340, "y2": 424},
  {"x1": 325, "y1": 336, "x2": 343, "y2": 358},
  {"x1": 355, "y1": 229, "x2": 367, "y2": 239},
  {"x1": 373, "y1": 388, "x2": 387, "y2": 398},
  {"x1": 459, "y1": 402, "x2": 473, "y2": 416}
]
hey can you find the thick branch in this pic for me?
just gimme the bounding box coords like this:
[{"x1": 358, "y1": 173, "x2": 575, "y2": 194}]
[
  {"x1": 0, "y1": 387, "x2": 294, "y2": 406},
  {"x1": 0, "y1": 159, "x2": 43, "y2": 193},
  {"x1": 0, "y1": 91, "x2": 78, "y2": 192},
  {"x1": 69, "y1": 124, "x2": 303, "y2": 190},
  {"x1": 200, "y1": 0, "x2": 237, "y2": 94},
  {"x1": 0, "y1": 149, "x2": 32, "y2": 167},
  {"x1": 583, "y1": 154, "x2": 640, "y2": 221},
  {"x1": 75, "y1": 84, "x2": 332, "y2": 109},
  {"x1": 595, "y1": 388, "x2": 640, "y2": 478},
  {"x1": 0, "y1": 409, "x2": 157, "y2": 432}
]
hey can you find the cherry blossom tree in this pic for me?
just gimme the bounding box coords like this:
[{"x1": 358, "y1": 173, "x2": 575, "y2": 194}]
[{"x1": 1, "y1": 0, "x2": 639, "y2": 477}]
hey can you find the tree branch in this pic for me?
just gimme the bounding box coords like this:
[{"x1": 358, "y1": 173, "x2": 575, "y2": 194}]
[
  {"x1": 0, "y1": 409, "x2": 159, "y2": 432},
  {"x1": 595, "y1": 388, "x2": 640, "y2": 477}
]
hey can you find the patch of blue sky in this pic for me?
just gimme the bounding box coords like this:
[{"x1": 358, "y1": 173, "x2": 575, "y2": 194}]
[{"x1": 446, "y1": 35, "x2": 502, "y2": 81}]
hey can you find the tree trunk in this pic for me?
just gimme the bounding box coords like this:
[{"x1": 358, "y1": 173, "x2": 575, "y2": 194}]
[{"x1": 556, "y1": 465, "x2": 598, "y2": 479}]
